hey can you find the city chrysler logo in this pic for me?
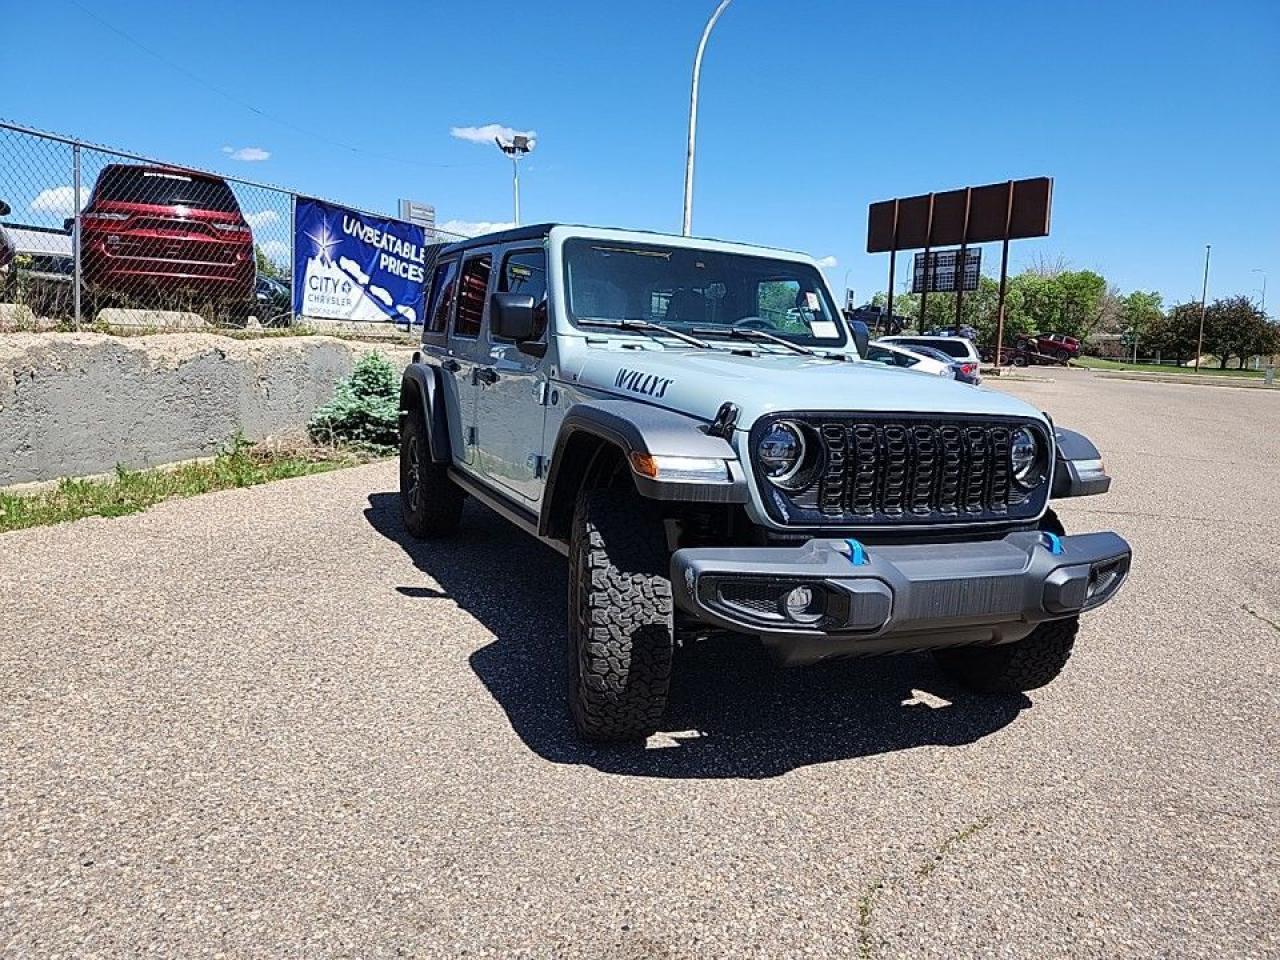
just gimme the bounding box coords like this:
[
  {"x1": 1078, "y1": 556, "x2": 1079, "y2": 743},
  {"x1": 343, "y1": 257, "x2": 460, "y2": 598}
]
[{"x1": 614, "y1": 368, "x2": 674, "y2": 398}]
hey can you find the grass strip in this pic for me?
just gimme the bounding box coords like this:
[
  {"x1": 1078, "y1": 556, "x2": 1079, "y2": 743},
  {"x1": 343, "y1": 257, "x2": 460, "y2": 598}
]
[
  {"x1": 0, "y1": 437, "x2": 380, "y2": 533},
  {"x1": 1074, "y1": 356, "x2": 1264, "y2": 377}
]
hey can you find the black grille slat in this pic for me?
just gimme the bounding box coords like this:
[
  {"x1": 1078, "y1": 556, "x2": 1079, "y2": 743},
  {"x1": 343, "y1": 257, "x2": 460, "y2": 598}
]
[{"x1": 773, "y1": 415, "x2": 1042, "y2": 527}]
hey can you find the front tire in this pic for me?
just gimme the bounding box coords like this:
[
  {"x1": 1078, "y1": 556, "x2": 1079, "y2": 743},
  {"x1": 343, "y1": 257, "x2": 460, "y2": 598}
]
[
  {"x1": 399, "y1": 404, "x2": 464, "y2": 539},
  {"x1": 933, "y1": 617, "x2": 1078, "y2": 693},
  {"x1": 567, "y1": 487, "x2": 674, "y2": 742}
]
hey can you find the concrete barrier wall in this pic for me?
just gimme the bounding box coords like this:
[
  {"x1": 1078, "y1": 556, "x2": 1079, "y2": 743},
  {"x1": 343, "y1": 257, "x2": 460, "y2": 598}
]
[{"x1": 0, "y1": 332, "x2": 414, "y2": 487}]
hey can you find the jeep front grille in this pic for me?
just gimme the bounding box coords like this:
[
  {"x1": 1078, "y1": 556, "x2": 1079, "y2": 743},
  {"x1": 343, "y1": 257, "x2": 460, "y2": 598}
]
[{"x1": 752, "y1": 414, "x2": 1050, "y2": 528}]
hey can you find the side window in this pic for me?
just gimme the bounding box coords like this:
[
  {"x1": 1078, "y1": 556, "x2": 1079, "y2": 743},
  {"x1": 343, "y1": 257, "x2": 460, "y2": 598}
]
[
  {"x1": 425, "y1": 259, "x2": 458, "y2": 334},
  {"x1": 499, "y1": 249, "x2": 548, "y2": 340},
  {"x1": 453, "y1": 254, "x2": 491, "y2": 339}
]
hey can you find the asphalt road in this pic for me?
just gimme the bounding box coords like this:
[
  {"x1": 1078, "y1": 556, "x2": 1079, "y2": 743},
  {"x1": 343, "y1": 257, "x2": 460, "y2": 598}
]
[{"x1": 2, "y1": 371, "x2": 1277, "y2": 958}]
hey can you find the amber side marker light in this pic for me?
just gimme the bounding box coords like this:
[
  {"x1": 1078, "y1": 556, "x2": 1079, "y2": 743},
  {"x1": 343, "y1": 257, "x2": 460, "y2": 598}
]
[{"x1": 628, "y1": 451, "x2": 732, "y2": 483}]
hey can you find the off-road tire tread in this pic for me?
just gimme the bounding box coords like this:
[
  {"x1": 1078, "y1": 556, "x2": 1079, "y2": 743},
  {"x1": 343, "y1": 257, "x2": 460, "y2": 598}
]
[
  {"x1": 934, "y1": 617, "x2": 1079, "y2": 693},
  {"x1": 400, "y1": 405, "x2": 464, "y2": 539},
  {"x1": 568, "y1": 487, "x2": 674, "y2": 742}
]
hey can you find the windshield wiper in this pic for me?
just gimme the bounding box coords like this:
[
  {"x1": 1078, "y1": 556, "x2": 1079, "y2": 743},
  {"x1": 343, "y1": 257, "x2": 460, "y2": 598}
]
[
  {"x1": 690, "y1": 325, "x2": 817, "y2": 357},
  {"x1": 578, "y1": 317, "x2": 711, "y2": 349}
]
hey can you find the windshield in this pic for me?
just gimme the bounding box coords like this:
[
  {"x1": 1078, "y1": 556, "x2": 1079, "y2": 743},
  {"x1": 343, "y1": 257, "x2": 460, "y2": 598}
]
[{"x1": 564, "y1": 238, "x2": 847, "y2": 346}]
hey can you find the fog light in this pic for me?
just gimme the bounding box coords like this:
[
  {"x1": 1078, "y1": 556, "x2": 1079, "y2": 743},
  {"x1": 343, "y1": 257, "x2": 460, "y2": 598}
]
[{"x1": 782, "y1": 585, "x2": 824, "y2": 624}]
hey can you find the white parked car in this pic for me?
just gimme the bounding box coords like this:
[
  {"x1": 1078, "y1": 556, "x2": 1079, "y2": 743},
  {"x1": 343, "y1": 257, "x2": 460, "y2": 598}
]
[
  {"x1": 866, "y1": 339, "x2": 955, "y2": 378},
  {"x1": 880, "y1": 335, "x2": 983, "y2": 384}
]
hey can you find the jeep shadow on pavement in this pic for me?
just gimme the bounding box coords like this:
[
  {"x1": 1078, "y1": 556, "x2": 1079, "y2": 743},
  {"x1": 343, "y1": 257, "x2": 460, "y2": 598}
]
[
  {"x1": 365, "y1": 493, "x2": 1031, "y2": 779},
  {"x1": 390, "y1": 224, "x2": 1131, "y2": 748}
]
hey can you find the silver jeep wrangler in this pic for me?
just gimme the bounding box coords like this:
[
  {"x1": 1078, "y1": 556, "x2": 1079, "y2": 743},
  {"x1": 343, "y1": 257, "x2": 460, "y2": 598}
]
[{"x1": 399, "y1": 224, "x2": 1130, "y2": 742}]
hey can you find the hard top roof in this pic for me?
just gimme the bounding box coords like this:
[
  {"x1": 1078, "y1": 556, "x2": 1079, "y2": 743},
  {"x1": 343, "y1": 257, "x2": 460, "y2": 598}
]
[{"x1": 435, "y1": 223, "x2": 812, "y2": 262}]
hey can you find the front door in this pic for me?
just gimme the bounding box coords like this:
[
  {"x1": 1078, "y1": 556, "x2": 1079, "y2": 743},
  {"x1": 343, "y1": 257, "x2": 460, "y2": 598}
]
[{"x1": 475, "y1": 247, "x2": 550, "y2": 503}]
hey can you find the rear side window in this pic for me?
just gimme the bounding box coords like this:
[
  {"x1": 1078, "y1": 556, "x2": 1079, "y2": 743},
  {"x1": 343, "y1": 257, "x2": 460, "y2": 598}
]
[
  {"x1": 899, "y1": 338, "x2": 968, "y2": 359},
  {"x1": 929, "y1": 341, "x2": 972, "y2": 359},
  {"x1": 867, "y1": 345, "x2": 917, "y2": 368},
  {"x1": 499, "y1": 248, "x2": 548, "y2": 339},
  {"x1": 453, "y1": 254, "x2": 491, "y2": 338},
  {"x1": 93, "y1": 166, "x2": 240, "y2": 213},
  {"x1": 425, "y1": 259, "x2": 458, "y2": 333}
]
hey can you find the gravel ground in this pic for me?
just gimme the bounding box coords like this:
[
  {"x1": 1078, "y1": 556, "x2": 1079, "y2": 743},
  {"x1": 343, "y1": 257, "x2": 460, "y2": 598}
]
[{"x1": 2, "y1": 372, "x2": 1277, "y2": 958}]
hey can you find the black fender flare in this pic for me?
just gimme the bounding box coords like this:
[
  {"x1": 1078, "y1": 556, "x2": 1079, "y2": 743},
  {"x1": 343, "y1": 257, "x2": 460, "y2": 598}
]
[
  {"x1": 399, "y1": 359, "x2": 451, "y2": 464},
  {"x1": 540, "y1": 399, "x2": 748, "y2": 538},
  {"x1": 1052, "y1": 427, "x2": 1111, "y2": 498}
]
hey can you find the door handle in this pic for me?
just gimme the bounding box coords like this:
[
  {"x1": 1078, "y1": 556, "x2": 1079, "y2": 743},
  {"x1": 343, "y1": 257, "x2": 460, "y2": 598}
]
[{"x1": 441, "y1": 358, "x2": 461, "y2": 373}]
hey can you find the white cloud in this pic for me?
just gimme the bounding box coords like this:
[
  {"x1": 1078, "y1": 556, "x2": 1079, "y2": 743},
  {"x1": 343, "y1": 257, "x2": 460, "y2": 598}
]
[
  {"x1": 437, "y1": 219, "x2": 516, "y2": 239},
  {"x1": 30, "y1": 185, "x2": 88, "y2": 215},
  {"x1": 221, "y1": 145, "x2": 271, "y2": 162},
  {"x1": 244, "y1": 209, "x2": 280, "y2": 229},
  {"x1": 257, "y1": 239, "x2": 290, "y2": 263},
  {"x1": 814, "y1": 255, "x2": 838, "y2": 270},
  {"x1": 449, "y1": 123, "x2": 537, "y2": 147}
]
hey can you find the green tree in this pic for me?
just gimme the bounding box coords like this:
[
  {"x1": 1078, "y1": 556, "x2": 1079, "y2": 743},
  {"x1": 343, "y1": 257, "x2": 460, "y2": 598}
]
[
  {"x1": 255, "y1": 244, "x2": 288, "y2": 282},
  {"x1": 1204, "y1": 295, "x2": 1276, "y2": 368},
  {"x1": 1118, "y1": 291, "x2": 1164, "y2": 358}
]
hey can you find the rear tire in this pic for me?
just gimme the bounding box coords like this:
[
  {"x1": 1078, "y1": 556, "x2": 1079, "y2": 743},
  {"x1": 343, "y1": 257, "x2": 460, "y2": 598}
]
[
  {"x1": 399, "y1": 404, "x2": 463, "y2": 539},
  {"x1": 567, "y1": 487, "x2": 674, "y2": 742},
  {"x1": 933, "y1": 617, "x2": 1078, "y2": 693}
]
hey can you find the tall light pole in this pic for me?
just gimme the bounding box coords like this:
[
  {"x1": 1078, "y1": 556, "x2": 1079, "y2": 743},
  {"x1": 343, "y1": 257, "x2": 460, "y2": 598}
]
[
  {"x1": 495, "y1": 134, "x2": 534, "y2": 226},
  {"x1": 1194, "y1": 244, "x2": 1211, "y2": 371},
  {"x1": 682, "y1": 0, "x2": 733, "y2": 236},
  {"x1": 1253, "y1": 268, "x2": 1267, "y2": 315}
]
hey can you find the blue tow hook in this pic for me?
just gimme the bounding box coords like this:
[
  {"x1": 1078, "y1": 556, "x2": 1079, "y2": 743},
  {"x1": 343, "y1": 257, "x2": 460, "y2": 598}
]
[
  {"x1": 841, "y1": 538, "x2": 869, "y2": 566},
  {"x1": 1041, "y1": 531, "x2": 1065, "y2": 556}
]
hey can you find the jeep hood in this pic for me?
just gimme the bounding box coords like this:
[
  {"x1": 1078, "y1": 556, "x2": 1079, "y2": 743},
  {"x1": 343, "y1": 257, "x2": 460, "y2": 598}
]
[{"x1": 571, "y1": 347, "x2": 1043, "y2": 425}]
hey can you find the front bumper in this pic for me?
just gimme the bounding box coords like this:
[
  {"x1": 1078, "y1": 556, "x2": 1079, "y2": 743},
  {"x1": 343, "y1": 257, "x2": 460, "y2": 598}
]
[{"x1": 671, "y1": 531, "x2": 1131, "y2": 664}]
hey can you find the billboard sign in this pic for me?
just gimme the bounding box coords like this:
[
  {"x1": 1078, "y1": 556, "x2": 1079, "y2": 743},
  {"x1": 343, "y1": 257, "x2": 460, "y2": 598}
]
[
  {"x1": 867, "y1": 177, "x2": 1053, "y2": 253},
  {"x1": 293, "y1": 197, "x2": 427, "y2": 324},
  {"x1": 911, "y1": 248, "x2": 982, "y2": 294}
]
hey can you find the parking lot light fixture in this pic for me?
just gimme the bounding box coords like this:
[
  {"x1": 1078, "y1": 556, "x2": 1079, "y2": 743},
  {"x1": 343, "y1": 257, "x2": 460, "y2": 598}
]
[
  {"x1": 1252, "y1": 268, "x2": 1267, "y2": 315},
  {"x1": 682, "y1": 0, "x2": 733, "y2": 236},
  {"x1": 1194, "y1": 244, "x2": 1210, "y2": 371},
  {"x1": 495, "y1": 133, "x2": 534, "y2": 226}
]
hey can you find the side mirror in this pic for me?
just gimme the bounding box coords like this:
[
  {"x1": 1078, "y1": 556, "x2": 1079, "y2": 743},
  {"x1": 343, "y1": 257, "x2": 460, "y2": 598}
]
[
  {"x1": 850, "y1": 319, "x2": 870, "y2": 358},
  {"x1": 490, "y1": 291, "x2": 537, "y2": 342},
  {"x1": 63, "y1": 217, "x2": 75, "y2": 233},
  {"x1": 0, "y1": 200, "x2": 11, "y2": 217}
]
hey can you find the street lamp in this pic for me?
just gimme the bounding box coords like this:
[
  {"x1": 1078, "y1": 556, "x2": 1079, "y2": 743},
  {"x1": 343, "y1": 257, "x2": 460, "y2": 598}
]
[
  {"x1": 681, "y1": 0, "x2": 733, "y2": 236},
  {"x1": 1252, "y1": 268, "x2": 1267, "y2": 315},
  {"x1": 495, "y1": 133, "x2": 534, "y2": 226},
  {"x1": 1194, "y1": 244, "x2": 1211, "y2": 372}
]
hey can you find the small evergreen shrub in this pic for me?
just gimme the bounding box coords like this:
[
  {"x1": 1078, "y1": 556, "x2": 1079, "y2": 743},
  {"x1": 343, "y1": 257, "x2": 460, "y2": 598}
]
[{"x1": 307, "y1": 352, "x2": 400, "y2": 449}]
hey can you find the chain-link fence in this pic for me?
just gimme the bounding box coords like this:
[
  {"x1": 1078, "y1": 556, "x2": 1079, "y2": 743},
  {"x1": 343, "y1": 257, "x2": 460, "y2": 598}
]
[{"x1": 0, "y1": 121, "x2": 464, "y2": 331}]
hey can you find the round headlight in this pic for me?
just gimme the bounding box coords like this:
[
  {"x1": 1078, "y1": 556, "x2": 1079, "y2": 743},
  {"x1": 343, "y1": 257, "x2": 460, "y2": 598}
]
[
  {"x1": 1010, "y1": 426, "x2": 1041, "y2": 486},
  {"x1": 758, "y1": 421, "x2": 805, "y2": 485}
]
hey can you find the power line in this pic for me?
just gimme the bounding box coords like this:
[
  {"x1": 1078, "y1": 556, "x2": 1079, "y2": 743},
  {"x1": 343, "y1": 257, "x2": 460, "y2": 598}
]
[{"x1": 64, "y1": 0, "x2": 479, "y2": 172}]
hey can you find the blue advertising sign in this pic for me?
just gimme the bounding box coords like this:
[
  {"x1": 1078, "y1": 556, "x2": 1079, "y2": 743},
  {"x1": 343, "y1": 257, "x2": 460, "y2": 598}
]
[{"x1": 292, "y1": 197, "x2": 427, "y2": 324}]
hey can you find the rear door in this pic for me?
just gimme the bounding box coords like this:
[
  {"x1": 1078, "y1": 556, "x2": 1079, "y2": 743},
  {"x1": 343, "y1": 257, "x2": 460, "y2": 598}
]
[
  {"x1": 474, "y1": 246, "x2": 551, "y2": 503},
  {"x1": 446, "y1": 252, "x2": 494, "y2": 468}
]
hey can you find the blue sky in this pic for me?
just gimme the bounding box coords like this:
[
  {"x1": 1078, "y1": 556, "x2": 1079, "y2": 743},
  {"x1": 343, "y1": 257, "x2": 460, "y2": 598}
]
[{"x1": 3, "y1": 0, "x2": 1277, "y2": 308}]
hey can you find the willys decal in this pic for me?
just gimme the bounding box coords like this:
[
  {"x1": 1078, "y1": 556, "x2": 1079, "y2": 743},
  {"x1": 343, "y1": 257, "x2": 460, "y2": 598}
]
[{"x1": 614, "y1": 368, "x2": 674, "y2": 398}]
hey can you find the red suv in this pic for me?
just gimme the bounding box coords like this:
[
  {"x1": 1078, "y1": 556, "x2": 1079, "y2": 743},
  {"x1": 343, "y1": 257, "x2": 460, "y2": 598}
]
[
  {"x1": 1026, "y1": 332, "x2": 1081, "y2": 361},
  {"x1": 79, "y1": 164, "x2": 254, "y2": 317}
]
